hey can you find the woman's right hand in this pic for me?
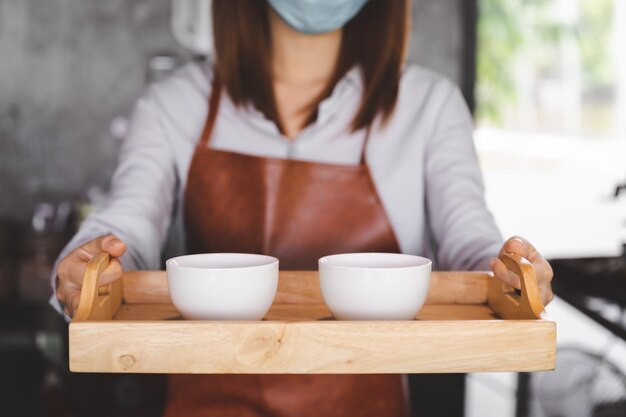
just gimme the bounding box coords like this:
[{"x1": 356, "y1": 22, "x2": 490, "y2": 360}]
[{"x1": 56, "y1": 235, "x2": 126, "y2": 317}]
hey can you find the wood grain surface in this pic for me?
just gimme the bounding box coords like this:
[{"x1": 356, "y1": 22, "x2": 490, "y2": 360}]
[
  {"x1": 111, "y1": 303, "x2": 498, "y2": 322},
  {"x1": 73, "y1": 253, "x2": 122, "y2": 322},
  {"x1": 69, "y1": 253, "x2": 555, "y2": 374},
  {"x1": 70, "y1": 319, "x2": 555, "y2": 373},
  {"x1": 120, "y1": 270, "x2": 489, "y2": 306},
  {"x1": 488, "y1": 253, "x2": 546, "y2": 320}
]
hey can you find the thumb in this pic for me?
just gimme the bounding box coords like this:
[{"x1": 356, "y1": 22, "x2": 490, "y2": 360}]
[
  {"x1": 99, "y1": 235, "x2": 126, "y2": 258},
  {"x1": 503, "y1": 236, "x2": 529, "y2": 258}
]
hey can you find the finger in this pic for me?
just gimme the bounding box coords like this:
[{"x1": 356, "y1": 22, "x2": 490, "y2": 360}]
[
  {"x1": 77, "y1": 235, "x2": 126, "y2": 261},
  {"x1": 56, "y1": 284, "x2": 70, "y2": 313},
  {"x1": 533, "y1": 258, "x2": 554, "y2": 304},
  {"x1": 505, "y1": 237, "x2": 552, "y2": 284},
  {"x1": 57, "y1": 255, "x2": 89, "y2": 287},
  {"x1": 539, "y1": 280, "x2": 555, "y2": 305},
  {"x1": 100, "y1": 235, "x2": 126, "y2": 258},
  {"x1": 58, "y1": 261, "x2": 122, "y2": 317},
  {"x1": 68, "y1": 291, "x2": 81, "y2": 314},
  {"x1": 99, "y1": 258, "x2": 123, "y2": 286},
  {"x1": 57, "y1": 255, "x2": 122, "y2": 304},
  {"x1": 62, "y1": 235, "x2": 126, "y2": 285},
  {"x1": 502, "y1": 236, "x2": 531, "y2": 258},
  {"x1": 490, "y1": 258, "x2": 521, "y2": 289},
  {"x1": 533, "y1": 258, "x2": 554, "y2": 284},
  {"x1": 60, "y1": 287, "x2": 80, "y2": 318},
  {"x1": 493, "y1": 253, "x2": 555, "y2": 306}
]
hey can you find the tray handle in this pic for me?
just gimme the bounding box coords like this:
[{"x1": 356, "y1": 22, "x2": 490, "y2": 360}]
[
  {"x1": 73, "y1": 253, "x2": 123, "y2": 321},
  {"x1": 487, "y1": 253, "x2": 546, "y2": 320}
]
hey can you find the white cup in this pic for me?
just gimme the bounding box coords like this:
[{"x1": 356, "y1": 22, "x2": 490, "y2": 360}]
[
  {"x1": 166, "y1": 253, "x2": 279, "y2": 320},
  {"x1": 318, "y1": 253, "x2": 432, "y2": 320}
]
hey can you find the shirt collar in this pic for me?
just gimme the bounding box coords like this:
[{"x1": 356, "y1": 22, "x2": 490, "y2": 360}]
[
  {"x1": 238, "y1": 66, "x2": 363, "y2": 132},
  {"x1": 317, "y1": 66, "x2": 362, "y2": 126}
]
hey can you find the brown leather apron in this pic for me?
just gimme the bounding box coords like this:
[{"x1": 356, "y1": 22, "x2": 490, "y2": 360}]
[{"x1": 163, "y1": 77, "x2": 408, "y2": 417}]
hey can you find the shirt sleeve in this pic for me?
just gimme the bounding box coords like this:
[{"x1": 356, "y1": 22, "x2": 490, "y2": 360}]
[
  {"x1": 49, "y1": 85, "x2": 178, "y2": 316},
  {"x1": 424, "y1": 82, "x2": 503, "y2": 271}
]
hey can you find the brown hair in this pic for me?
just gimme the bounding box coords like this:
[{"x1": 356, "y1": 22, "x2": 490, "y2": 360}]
[{"x1": 212, "y1": 0, "x2": 409, "y2": 132}]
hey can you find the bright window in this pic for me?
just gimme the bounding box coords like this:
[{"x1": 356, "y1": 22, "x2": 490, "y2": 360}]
[
  {"x1": 474, "y1": 0, "x2": 626, "y2": 259},
  {"x1": 477, "y1": 0, "x2": 626, "y2": 139}
]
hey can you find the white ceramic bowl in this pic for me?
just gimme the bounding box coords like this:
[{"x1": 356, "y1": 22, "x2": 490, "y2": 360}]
[
  {"x1": 318, "y1": 253, "x2": 432, "y2": 320},
  {"x1": 166, "y1": 253, "x2": 279, "y2": 320}
]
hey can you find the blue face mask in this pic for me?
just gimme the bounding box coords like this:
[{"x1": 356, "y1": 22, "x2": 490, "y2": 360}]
[{"x1": 267, "y1": 0, "x2": 370, "y2": 35}]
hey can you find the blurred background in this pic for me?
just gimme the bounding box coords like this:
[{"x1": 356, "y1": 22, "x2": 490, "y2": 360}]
[{"x1": 0, "y1": 0, "x2": 625, "y2": 416}]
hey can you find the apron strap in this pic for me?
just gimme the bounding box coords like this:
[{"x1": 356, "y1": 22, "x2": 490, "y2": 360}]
[{"x1": 199, "y1": 75, "x2": 222, "y2": 147}]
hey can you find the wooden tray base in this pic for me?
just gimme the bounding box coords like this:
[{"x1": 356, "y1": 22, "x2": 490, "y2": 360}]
[{"x1": 69, "y1": 254, "x2": 556, "y2": 374}]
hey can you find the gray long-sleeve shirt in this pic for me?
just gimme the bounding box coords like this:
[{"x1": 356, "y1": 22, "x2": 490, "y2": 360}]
[{"x1": 49, "y1": 61, "x2": 502, "y2": 315}]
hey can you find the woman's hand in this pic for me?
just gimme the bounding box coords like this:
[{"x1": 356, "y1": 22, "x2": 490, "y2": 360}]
[
  {"x1": 56, "y1": 235, "x2": 126, "y2": 317},
  {"x1": 490, "y1": 236, "x2": 554, "y2": 306}
]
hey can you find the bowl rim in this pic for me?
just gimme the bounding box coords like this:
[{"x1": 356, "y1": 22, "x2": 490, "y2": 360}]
[
  {"x1": 318, "y1": 252, "x2": 432, "y2": 271},
  {"x1": 166, "y1": 253, "x2": 279, "y2": 271}
]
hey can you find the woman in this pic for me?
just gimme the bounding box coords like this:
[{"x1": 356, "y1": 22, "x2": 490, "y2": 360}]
[{"x1": 52, "y1": 0, "x2": 554, "y2": 416}]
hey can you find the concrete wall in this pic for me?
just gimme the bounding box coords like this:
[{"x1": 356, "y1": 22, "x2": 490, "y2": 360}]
[
  {"x1": 409, "y1": 0, "x2": 467, "y2": 88},
  {"x1": 0, "y1": 0, "x2": 469, "y2": 222}
]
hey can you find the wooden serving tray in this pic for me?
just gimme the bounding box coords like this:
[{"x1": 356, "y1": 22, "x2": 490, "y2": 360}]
[{"x1": 69, "y1": 253, "x2": 556, "y2": 374}]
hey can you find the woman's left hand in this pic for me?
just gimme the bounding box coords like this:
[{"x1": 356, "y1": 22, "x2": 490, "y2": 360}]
[{"x1": 490, "y1": 236, "x2": 554, "y2": 306}]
